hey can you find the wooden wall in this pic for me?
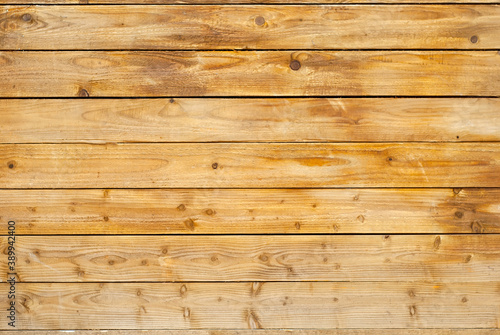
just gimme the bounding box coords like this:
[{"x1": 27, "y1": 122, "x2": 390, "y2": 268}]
[{"x1": 0, "y1": 0, "x2": 499, "y2": 333}]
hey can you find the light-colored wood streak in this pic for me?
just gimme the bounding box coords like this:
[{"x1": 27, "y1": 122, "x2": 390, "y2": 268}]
[
  {"x1": 2, "y1": 188, "x2": 499, "y2": 234},
  {"x1": 1, "y1": 282, "x2": 499, "y2": 329},
  {"x1": 2, "y1": 5, "x2": 499, "y2": 50},
  {"x1": 1, "y1": 143, "x2": 499, "y2": 188},
  {"x1": 3, "y1": 235, "x2": 499, "y2": 282},
  {"x1": 1, "y1": 98, "x2": 499, "y2": 143},
  {"x1": 1, "y1": 331, "x2": 499, "y2": 335},
  {"x1": 1, "y1": 51, "x2": 499, "y2": 97}
]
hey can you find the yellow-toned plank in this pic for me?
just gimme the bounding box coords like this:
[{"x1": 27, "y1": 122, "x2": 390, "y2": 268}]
[
  {"x1": 1, "y1": 51, "x2": 499, "y2": 97},
  {"x1": 23, "y1": 332, "x2": 500, "y2": 335},
  {"x1": 1, "y1": 143, "x2": 499, "y2": 188},
  {"x1": 3, "y1": 235, "x2": 499, "y2": 282},
  {"x1": 1, "y1": 98, "x2": 499, "y2": 143},
  {"x1": 1, "y1": 282, "x2": 499, "y2": 329},
  {"x1": 2, "y1": 5, "x2": 499, "y2": 50},
  {"x1": 0, "y1": 0, "x2": 497, "y2": 4},
  {"x1": 2, "y1": 188, "x2": 499, "y2": 234}
]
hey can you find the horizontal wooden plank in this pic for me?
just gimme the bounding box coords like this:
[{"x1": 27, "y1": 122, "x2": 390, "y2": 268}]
[
  {"x1": 1, "y1": 331, "x2": 499, "y2": 335},
  {"x1": 2, "y1": 5, "x2": 499, "y2": 50},
  {"x1": 2, "y1": 282, "x2": 499, "y2": 329},
  {"x1": 0, "y1": 0, "x2": 498, "y2": 4},
  {"x1": 1, "y1": 51, "x2": 499, "y2": 97},
  {"x1": 3, "y1": 235, "x2": 499, "y2": 282},
  {"x1": 1, "y1": 143, "x2": 499, "y2": 188},
  {"x1": 2, "y1": 98, "x2": 499, "y2": 143},
  {"x1": 2, "y1": 188, "x2": 499, "y2": 234}
]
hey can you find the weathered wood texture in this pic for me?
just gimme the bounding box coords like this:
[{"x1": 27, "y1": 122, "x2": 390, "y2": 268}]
[
  {"x1": 1, "y1": 188, "x2": 498, "y2": 234},
  {"x1": 0, "y1": 0, "x2": 498, "y2": 4},
  {"x1": 1, "y1": 51, "x2": 499, "y2": 97},
  {"x1": 1, "y1": 98, "x2": 499, "y2": 143},
  {"x1": 2, "y1": 143, "x2": 499, "y2": 188},
  {"x1": 2, "y1": 5, "x2": 499, "y2": 50},
  {"x1": 3, "y1": 235, "x2": 499, "y2": 282},
  {"x1": 2, "y1": 331, "x2": 499, "y2": 335},
  {"x1": 1, "y1": 282, "x2": 499, "y2": 329}
]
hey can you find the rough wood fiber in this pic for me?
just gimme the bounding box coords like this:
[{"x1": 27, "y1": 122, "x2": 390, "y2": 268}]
[
  {"x1": 6, "y1": 332, "x2": 500, "y2": 335},
  {"x1": 1, "y1": 51, "x2": 499, "y2": 97},
  {"x1": 0, "y1": 0, "x2": 497, "y2": 4},
  {"x1": 2, "y1": 5, "x2": 499, "y2": 50},
  {"x1": 3, "y1": 234, "x2": 499, "y2": 282},
  {"x1": 1, "y1": 98, "x2": 499, "y2": 143},
  {"x1": 1, "y1": 188, "x2": 498, "y2": 234},
  {"x1": 1, "y1": 143, "x2": 499, "y2": 188},
  {"x1": 1, "y1": 282, "x2": 499, "y2": 329}
]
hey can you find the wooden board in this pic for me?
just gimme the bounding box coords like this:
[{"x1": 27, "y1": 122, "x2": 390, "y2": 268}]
[
  {"x1": 3, "y1": 234, "x2": 499, "y2": 282},
  {"x1": 2, "y1": 5, "x2": 500, "y2": 50},
  {"x1": 0, "y1": 0, "x2": 498, "y2": 4},
  {"x1": 1, "y1": 51, "x2": 499, "y2": 97},
  {"x1": 1, "y1": 143, "x2": 499, "y2": 188},
  {"x1": 1, "y1": 282, "x2": 499, "y2": 329},
  {"x1": 2, "y1": 188, "x2": 499, "y2": 235},
  {"x1": 18, "y1": 332, "x2": 500, "y2": 335},
  {"x1": 1, "y1": 98, "x2": 499, "y2": 143},
  {"x1": 1, "y1": 0, "x2": 499, "y2": 330}
]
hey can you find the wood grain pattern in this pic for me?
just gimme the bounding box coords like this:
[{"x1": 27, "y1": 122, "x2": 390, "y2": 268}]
[
  {"x1": 1, "y1": 51, "x2": 499, "y2": 97},
  {"x1": 2, "y1": 5, "x2": 499, "y2": 50},
  {"x1": 2, "y1": 188, "x2": 499, "y2": 234},
  {"x1": 1, "y1": 98, "x2": 499, "y2": 143},
  {"x1": 0, "y1": 0, "x2": 497, "y2": 4},
  {"x1": 2, "y1": 331, "x2": 499, "y2": 335},
  {"x1": 2, "y1": 282, "x2": 499, "y2": 329},
  {"x1": 3, "y1": 235, "x2": 499, "y2": 282},
  {"x1": 1, "y1": 143, "x2": 499, "y2": 188}
]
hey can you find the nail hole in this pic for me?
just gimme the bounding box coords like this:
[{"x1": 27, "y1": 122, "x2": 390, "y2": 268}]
[{"x1": 290, "y1": 60, "x2": 301, "y2": 71}]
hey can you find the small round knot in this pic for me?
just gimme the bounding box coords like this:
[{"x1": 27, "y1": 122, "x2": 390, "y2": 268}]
[
  {"x1": 255, "y1": 16, "x2": 265, "y2": 26},
  {"x1": 290, "y1": 60, "x2": 301, "y2": 71},
  {"x1": 212, "y1": 162, "x2": 218, "y2": 169},
  {"x1": 21, "y1": 14, "x2": 32, "y2": 22},
  {"x1": 470, "y1": 35, "x2": 478, "y2": 44}
]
